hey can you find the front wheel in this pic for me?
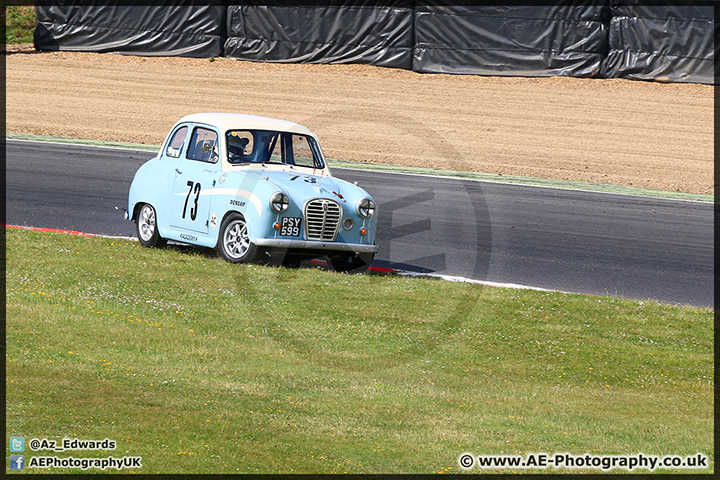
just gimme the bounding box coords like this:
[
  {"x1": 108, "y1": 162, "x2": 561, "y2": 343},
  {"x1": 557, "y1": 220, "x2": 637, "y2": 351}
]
[
  {"x1": 135, "y1": 203, "x2": 166, "y2": 248},
  {"x1": 217, "y1": 213, "x2": 260, "y2": 263},
  {"x1": 329, "y1": 252, "x2": 374, "y2": 273}
]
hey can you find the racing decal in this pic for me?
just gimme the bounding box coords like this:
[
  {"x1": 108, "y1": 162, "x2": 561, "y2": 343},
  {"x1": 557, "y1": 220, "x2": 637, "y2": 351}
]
[
  {"x1": 219, "y1": 173, "x2": 227, "y2": 184},
  {"x1": 179, "y1": 233, "x2": 198, "y2": 242},
  {"x1": 209, "y1": 213, "x2": 218, "y2": 229},
  {"x1": 230, "y1": 199, "x2": 246, "y2": 207},
  {"x1": 280, "y1": 217, "x2": 302, "y2": 237},
  {"x1": 209, "y1": 188, "x2": 263, "y2": 215},
  {"x1": 182, "y1": 181, "x2": 201, "y2": 220}
]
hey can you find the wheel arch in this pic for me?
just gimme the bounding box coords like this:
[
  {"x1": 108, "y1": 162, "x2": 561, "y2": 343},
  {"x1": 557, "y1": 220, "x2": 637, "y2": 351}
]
[
  {"x1": 130, "y1": 201, "x2": 145, "y2": 222},
  {"x1": 220, "y1": 204, "x2": 266, "y2": 242},
  {"x1": 213, "y1": 209, "x2": 245, "y2": 246},
  {"x1": 220, "y1": 209, "x2": 245, "y2": 224}
]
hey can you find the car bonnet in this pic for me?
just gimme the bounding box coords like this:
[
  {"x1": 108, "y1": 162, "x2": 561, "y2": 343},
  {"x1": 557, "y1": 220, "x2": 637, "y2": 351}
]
[{"x1": 262, "y1": 170, "x2": 349, "y2": 203}]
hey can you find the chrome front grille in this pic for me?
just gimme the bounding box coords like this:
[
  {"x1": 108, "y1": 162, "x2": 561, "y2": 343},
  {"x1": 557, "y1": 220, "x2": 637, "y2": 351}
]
[{"x1": 305, "y1": 199, "x2": 341, "y2": 241}]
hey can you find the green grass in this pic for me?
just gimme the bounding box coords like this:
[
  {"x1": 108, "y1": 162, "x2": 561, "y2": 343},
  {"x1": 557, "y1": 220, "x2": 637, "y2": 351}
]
[
  {"x1": 5, "y1": 228, "x2": 713, "y2": 474},
  {"x1": 5, "y1": 6, "x2": 35, "y2": 44}
]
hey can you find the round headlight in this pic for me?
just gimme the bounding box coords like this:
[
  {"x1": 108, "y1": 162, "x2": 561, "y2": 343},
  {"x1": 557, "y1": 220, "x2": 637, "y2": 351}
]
[
  {"x1": 270, "y1": 192, "x2": 290, "y2": 213},
  {"x1": 357, "y1": 197, "x2": 376, "y2": 219}
]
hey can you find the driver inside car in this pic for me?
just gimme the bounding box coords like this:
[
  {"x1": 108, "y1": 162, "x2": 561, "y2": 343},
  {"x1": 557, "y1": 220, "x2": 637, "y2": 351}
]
[{"x1": 227, "y1": 136, "x2": 250, "y2": 163}]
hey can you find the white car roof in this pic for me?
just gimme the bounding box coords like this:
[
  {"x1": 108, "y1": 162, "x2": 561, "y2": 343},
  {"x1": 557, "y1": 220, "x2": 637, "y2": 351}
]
[{"x1": 177, "y1": 113, "x2": 317, "y2": 137}]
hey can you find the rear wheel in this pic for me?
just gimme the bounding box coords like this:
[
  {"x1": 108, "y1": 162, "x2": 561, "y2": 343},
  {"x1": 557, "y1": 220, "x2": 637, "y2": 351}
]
[
  {"x1": 217, "y1": 213, "x2": 260, "y2": 263},
  {"x1": 329, "y1": 252, "x2": 374, "y2": 273},
  {"x1": 135, "y1": 203, "x2": 166, "y2": 248}
]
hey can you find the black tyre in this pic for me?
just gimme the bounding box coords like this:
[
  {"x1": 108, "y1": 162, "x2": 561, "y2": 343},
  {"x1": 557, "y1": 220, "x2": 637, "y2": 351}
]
[
  {"x1": 136, "y1": 203, "x2": 166, "y2": 248},
  {"x1": 329, "y1": 252, "x2": 374, "y2": 273},
  {"x1": 217, "y1": 213, "x2": 260, "y2": 263}
]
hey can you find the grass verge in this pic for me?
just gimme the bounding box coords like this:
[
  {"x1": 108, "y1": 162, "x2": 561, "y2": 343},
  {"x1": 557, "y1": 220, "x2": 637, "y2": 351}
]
[
  {"x1": 5, "y1": 228, "x2": 713, "y2": 474},
  {"x1": 5, "y1": 6, "x2": 35, "y2": 44}
]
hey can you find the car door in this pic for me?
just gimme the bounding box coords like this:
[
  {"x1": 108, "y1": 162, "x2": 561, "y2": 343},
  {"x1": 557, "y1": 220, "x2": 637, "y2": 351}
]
[{"x1": 170, "y1": 126, "x2": 220, "y2": 235}]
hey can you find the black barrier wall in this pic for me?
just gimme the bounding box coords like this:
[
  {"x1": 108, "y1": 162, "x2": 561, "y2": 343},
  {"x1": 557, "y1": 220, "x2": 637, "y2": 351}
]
[
  {"x1": 34, "y1": 3, "x2": 226, "y2": 58},
  {"x1": 412, "y1": 3, "x2": 609, "y2": 77},
  {"x1": 224, "y1": 3, "x2": 414, "y2": 68},
  {"x1": 602, "y1": 3, "x2": 714, "y2": 84},
  {"x1": 34, "y1": 2, "x2": 715, "y2": 84}
]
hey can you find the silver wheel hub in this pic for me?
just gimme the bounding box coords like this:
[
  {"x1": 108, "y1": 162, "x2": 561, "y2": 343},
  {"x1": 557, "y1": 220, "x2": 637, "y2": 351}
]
[
  {"x1": 223, "y1": 220, "x2": 250, "y2": 259},
  {"x1": 139, "y1": 205, "x2": 156, "y2": 241}
]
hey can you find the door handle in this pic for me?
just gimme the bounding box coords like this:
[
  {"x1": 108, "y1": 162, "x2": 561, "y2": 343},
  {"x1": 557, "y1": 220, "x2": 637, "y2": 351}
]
[{"x1": 175, "y1": 168, "x2": 182, "y2": 174}]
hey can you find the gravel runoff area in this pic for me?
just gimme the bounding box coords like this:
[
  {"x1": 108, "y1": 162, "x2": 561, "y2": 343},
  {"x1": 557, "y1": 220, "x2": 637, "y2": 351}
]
[{"x1": 5, "y1": 43, "x2": 713, "y2": 195}]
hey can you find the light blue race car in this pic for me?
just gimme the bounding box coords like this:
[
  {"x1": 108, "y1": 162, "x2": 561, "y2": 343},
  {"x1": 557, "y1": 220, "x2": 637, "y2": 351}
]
[{"x1": 127, "y1": 113, "x2": 378, "y2": 272}]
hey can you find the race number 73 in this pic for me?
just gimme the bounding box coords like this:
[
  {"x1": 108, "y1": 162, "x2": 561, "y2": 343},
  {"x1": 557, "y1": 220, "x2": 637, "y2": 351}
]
[{"x1": 183, "y1": 181, "x2": 201, "y2": 220}]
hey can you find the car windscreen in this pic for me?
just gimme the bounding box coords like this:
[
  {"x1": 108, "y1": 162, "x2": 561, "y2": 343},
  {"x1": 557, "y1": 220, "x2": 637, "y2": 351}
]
[{"x1": 226, "y1": 130, "x2": 324, "y2": 169}]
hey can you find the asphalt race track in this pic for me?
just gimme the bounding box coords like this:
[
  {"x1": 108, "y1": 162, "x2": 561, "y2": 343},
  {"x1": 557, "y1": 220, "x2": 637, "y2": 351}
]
[{"x1": 5, "y1": 139, "x2": 714, "y2": 308}]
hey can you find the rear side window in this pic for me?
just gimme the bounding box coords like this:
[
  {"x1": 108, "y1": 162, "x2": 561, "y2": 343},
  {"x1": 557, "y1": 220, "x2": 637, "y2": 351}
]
[
  {"x1": 165, "y1": 126, "x2": 188, "y2": 158},
  {"x1": 187, "y1": 127, "x2": 219, "y2": 163}
]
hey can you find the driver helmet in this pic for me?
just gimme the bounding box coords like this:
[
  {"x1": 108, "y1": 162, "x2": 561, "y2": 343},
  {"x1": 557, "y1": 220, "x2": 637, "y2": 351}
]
[{"x1": 228, "y1": 135, "x2": 250, "y2": 153}]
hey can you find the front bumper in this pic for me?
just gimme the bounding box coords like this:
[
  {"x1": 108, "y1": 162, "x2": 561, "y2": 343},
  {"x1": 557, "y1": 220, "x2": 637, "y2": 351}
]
[{"x1": 254, "y1": 238, "x2": 379, "y2": 253}]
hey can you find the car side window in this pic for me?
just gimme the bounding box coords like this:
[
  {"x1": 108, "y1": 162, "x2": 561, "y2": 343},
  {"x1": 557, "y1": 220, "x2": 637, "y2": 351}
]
[
  {"x1": 291, "y1": 135, "x2": 322, "y2": 168},
  {"x1": 165, "y1": 126, "x2": 188, "y2": 158},
  {"x1": 187, "y1": 127, "x2": 219, "y2": 163}
]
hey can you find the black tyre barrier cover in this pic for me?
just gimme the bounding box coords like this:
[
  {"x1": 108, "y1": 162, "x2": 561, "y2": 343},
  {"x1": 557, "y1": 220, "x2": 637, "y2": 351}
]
[
  {"x1": 412, "y1": 3, "x2": 609, "y2": 78},
  {"x1": 33, "y1": 2, "x2": 714, "y2": 84},
  {"x1": 34, "y1": 3, "x2": 225, "y2": 58},
  {"x1": 601, "y1": 3, "x2": 714, "y2": 84},
  {"x1": 224, "y1": 1, "x2": 414, "y2": 69}
]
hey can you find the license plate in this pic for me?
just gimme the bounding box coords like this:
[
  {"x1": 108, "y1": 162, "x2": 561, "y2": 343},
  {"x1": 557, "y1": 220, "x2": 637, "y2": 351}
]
[{"x1": 280, "y1": 217, "x2": 302, "y2": 237}]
